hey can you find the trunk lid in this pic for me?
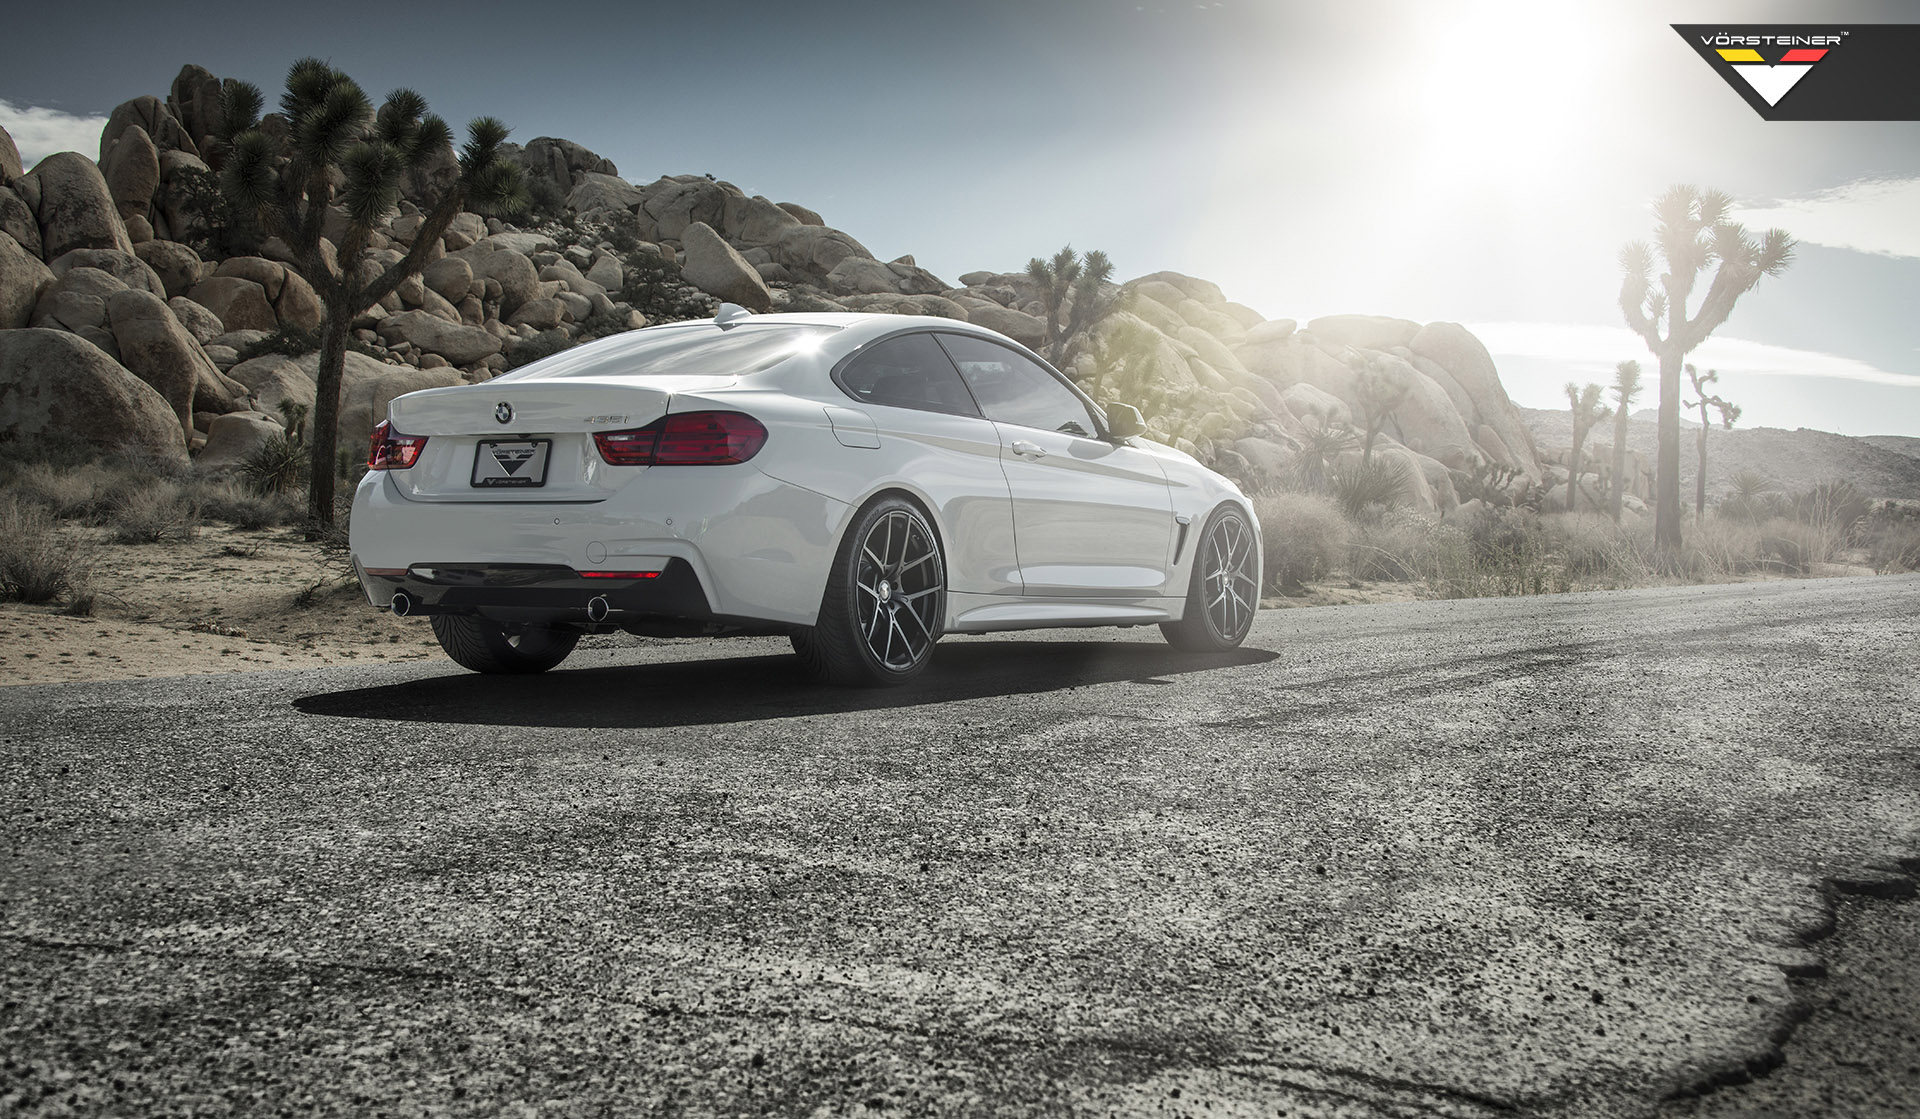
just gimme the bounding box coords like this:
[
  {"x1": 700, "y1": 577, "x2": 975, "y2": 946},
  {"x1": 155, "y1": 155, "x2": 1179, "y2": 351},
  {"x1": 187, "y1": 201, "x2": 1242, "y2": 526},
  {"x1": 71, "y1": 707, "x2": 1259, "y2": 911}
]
[{"x1": 382, "y1": 375, "x2": 736, "y2": 502}]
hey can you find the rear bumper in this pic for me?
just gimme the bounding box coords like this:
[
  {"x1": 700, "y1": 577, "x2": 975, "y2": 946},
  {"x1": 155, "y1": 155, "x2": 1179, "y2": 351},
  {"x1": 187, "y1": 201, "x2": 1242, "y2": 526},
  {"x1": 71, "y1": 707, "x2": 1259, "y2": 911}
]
[{"x1": 347, "y1": 466, "x2": 848, "y2": 627}]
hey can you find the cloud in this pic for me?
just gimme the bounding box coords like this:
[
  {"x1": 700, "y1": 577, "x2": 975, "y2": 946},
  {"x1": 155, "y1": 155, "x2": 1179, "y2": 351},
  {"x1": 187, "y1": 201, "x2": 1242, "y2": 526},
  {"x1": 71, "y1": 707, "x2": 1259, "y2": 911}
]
[
  {"x1": 0, "y1": 100, "x2": 108, "y2": 169},
  {"x1": 1732, "y1": 177, "x2": 1920, "y2": 261},
  {"x1": 1467, "y1": 321, "x2": 1920, "y2": 388}
]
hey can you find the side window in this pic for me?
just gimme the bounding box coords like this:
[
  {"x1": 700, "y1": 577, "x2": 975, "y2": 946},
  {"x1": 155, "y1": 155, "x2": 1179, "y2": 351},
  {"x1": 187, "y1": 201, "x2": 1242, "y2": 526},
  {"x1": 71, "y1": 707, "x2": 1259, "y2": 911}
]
[
  {"x1": 936, "y1": 334, "x2": 1096, "y2": 437},
  {"x1": 835, "y1": 333, "x2": 979, "y2": 416}
]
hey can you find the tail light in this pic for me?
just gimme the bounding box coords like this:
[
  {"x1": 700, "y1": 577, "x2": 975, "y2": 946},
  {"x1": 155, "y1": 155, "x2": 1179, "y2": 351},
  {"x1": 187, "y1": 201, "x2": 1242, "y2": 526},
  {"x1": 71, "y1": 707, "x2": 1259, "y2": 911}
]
[
  {"x1": 368, "y1": 420, "x2": 429, "y2": 470},
  {"x1": 594, "y1": 411, "x2": 768, "y2": 466}
]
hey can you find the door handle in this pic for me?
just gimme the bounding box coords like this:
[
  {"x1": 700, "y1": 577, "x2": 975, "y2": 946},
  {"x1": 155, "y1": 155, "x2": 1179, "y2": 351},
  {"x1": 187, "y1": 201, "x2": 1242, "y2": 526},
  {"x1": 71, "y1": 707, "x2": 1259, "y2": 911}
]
[{"x1": 1010, "y1": 440, "x2": 1047, "y2": 459}]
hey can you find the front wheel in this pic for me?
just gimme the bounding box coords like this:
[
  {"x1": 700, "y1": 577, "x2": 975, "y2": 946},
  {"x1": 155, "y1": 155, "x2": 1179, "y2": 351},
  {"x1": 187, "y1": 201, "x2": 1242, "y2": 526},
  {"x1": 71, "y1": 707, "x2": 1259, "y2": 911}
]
[
  {"x1": 792, "y1": 496, "x2": 945, "y2": 686},
  {"x1": 430, "y1": 614, "x2": 580, "y2": 674},
  {"x1": 1161, "y1": 505, "x2": 1259, "y2": 652}
]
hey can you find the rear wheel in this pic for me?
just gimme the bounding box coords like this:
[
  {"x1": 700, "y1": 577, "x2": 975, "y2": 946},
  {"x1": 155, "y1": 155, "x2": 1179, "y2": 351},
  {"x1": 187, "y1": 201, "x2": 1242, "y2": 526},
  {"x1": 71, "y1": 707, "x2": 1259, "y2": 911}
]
[
  {"x1": 792, "y1": 496, "x2": 945, "y2": 686},
  {"x1": 430, "y1": 614, "x2": 580, "y2": 674},
  {"x1": 1161, "y1": 504, "x2": 1259, "y2": 652}
]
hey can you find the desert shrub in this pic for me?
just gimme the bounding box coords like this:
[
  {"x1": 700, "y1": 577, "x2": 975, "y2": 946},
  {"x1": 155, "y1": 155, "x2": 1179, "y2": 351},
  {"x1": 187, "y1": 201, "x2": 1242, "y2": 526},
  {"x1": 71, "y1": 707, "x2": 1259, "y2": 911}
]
[
  {"x1": 1450, "y1": 505, "x2": 1561, "y2": 597},
  {"x1": 1450, "y1": 459, "x2": 1526, "y2": 508},
  {"x1": 1544, "y1": 512, "x2": 1654, "y2": 588},
  {"x1": 523, "y1": 175, "x2": 569, "y2": 223},
  {"x1": 7, "y1": 462, "x2": 110, "y2": 520},
  {"x1": 186, "y1": 478, "x2": 299, "y2": 530},
  {"x1": 1791, "y1": 481, "x2": 1870, "y2": 539},
  {"x1": 1330, "y1": 455, "x2": 1412, "y2": 520},
  {"x1": 1865, "y1": 503, "x2": 1920, "y2": 573},
  {"x1": 107, "y1": 481, "x2": 200, "y2": 544},
  {"x1": 237, "y1": 325, "x2": 381, "y2": 362},
  {"x1": 0, "y1": 497, "x2": 89, "y2": 603},
  {"x1": 619, "y1": 250, "x2": 714, "y2": 323},
  {"x1": 1251, "y1": 492, "x2": 1349, "y2": 591},
  {"x1": 1348, "y1": 510, "x2": 1436, "y2": 582}
]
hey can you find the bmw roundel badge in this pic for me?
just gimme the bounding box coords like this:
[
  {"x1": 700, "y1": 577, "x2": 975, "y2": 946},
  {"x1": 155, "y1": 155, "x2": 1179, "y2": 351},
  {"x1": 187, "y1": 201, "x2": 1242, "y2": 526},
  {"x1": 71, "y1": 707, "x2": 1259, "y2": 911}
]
[{"x1": 494, "y1": 401, "x2": 513, "y2": 425}]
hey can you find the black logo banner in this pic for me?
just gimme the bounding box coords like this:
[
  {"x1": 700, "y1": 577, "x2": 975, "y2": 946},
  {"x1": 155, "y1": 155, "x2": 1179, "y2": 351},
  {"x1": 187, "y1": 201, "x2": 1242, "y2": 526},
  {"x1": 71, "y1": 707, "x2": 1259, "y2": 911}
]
[{"x1": 1674, "y1": 24, "x2": 1920, "y2": 120}]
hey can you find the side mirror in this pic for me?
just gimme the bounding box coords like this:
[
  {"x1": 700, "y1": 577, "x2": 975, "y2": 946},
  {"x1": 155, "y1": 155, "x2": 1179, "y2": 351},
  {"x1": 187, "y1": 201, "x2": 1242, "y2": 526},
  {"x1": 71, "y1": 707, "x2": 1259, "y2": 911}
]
[{"x1": 1103, "y1": 402, "x2": 1146, "y2": 440}]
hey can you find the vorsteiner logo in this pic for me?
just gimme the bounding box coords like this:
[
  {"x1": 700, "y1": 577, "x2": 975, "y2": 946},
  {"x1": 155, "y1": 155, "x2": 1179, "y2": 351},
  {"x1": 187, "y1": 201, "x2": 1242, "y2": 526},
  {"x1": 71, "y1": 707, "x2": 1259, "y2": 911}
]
[{"x1": 1674, "y1": 24, "x2": 1920, "y2": 120}]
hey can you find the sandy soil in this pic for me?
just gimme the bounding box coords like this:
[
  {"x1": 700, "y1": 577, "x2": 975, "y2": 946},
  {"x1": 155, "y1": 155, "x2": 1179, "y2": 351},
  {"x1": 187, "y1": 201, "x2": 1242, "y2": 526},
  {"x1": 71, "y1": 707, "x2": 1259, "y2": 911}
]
[
  {"x1": 0, "y1": 524, "x2": 1881, "y2": 687},
  {"x1": 0, "y1": 523, "x2": 439, "y2": 686}
]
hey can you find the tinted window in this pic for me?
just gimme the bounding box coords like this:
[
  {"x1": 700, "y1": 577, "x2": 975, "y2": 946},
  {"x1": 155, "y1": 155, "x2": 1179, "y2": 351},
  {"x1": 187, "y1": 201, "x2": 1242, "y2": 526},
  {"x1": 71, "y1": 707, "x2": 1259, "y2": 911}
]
[
  {"x1": 936, "y1": 334, "x2": 1096, "y2": 437},
  {"x1": 837, "y1": 333, "x2": 979, "y2": 416},
  {"x1": 498, "y1": 323, "x2": 839, "y2": 381}
]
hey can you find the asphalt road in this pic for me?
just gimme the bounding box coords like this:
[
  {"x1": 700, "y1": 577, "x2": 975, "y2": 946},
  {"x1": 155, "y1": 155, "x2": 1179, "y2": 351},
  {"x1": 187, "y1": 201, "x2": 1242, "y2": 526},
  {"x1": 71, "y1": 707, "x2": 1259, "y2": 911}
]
[{"x1": 3, "y1": 576, "x2": 1917, "y2": 1118}]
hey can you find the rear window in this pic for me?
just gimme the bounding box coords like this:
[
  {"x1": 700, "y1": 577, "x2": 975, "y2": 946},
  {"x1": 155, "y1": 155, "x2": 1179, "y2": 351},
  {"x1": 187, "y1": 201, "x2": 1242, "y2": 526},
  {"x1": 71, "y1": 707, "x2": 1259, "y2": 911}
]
[{"x1": 496, "y1": 323, "x2": 839, "y2": 381}]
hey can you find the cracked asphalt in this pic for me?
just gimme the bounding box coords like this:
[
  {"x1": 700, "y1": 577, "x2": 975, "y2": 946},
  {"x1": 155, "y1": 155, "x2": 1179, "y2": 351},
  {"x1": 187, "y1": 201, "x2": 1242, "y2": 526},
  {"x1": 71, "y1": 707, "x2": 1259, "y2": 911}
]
[{"x1": 2, "y1": 575, "x2": 1917, "y2": 1118}]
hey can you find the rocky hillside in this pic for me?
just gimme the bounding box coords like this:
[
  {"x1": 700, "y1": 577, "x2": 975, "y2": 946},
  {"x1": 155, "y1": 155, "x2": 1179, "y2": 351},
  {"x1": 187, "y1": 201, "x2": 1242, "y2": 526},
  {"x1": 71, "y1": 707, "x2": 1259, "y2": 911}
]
[
  {"x1": 1523, "y1": 407, "x2": 1920, "y2": 501},
  {"x1": 0, "y1": 63, "x2": 1553, "y2": 515}
]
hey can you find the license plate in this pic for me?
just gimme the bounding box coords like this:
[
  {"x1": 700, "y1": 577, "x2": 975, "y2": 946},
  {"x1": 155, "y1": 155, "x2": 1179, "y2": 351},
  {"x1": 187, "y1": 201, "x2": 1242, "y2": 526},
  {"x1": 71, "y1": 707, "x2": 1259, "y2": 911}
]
[{"x1": 471, "y1": 440, "x2": 552, "y2": 488}]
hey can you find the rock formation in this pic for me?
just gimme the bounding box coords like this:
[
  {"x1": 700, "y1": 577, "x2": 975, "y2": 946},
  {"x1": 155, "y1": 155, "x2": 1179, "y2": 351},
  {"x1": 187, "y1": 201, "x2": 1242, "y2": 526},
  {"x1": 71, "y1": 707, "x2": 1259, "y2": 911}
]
[{"x1": 0, "y1": 63, "x2": 1546, "y2": 506}]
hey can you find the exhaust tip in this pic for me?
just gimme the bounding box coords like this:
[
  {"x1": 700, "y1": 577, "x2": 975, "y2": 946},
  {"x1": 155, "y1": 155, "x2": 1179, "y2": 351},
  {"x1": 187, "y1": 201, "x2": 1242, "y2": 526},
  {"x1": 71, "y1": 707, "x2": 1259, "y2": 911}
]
[
  {"x1": 586, "y1": 596, "x2": 611, "y2": 623},
  {"x1": 391, "y1": 592, "x2": 414, "y2": 617}
]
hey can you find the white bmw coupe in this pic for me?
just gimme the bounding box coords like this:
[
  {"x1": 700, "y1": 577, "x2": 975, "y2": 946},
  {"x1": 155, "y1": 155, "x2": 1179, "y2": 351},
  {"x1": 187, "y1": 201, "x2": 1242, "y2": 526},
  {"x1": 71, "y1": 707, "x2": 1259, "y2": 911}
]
[{"x1": 349, "y1": 306, "x2": 1262, "y2": 685}]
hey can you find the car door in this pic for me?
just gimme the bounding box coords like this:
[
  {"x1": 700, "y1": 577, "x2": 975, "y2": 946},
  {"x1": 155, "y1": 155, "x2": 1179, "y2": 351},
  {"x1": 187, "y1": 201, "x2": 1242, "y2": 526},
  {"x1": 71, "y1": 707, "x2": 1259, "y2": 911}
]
[
  {"x1": 934, "y1": 333, "x2": 1175, "y2": 597},
  {"x1": 834, "y1": 331, "x2": 1021, "y2": 596}
]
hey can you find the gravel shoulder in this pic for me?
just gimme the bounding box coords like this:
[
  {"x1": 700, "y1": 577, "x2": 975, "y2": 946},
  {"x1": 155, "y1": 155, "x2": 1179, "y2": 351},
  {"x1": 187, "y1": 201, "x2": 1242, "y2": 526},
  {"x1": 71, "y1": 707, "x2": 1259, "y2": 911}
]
[{"x1": 1, "y1": 576, "x2": 1916, "y2": 1117}]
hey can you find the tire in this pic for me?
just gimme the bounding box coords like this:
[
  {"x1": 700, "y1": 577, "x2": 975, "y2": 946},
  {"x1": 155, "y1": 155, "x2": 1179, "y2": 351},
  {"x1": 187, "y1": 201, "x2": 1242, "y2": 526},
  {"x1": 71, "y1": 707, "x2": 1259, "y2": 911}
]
[
  {"x1": 1161, "y1": 504, "x2": 1260, "y2": 652},
  {"x1": 430, "y1": 614, "x2": 580, "y2": 674},
  {"x1": 792, "y1": 496, "x2": 945, "y2": 686}
]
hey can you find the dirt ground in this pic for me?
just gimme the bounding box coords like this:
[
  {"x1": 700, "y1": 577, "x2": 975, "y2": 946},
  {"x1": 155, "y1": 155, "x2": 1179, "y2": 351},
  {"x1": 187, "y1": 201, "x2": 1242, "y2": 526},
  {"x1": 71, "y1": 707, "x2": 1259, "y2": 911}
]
[{"x1": 0, "y1": 523, "x2": 1880, "y2": 687}]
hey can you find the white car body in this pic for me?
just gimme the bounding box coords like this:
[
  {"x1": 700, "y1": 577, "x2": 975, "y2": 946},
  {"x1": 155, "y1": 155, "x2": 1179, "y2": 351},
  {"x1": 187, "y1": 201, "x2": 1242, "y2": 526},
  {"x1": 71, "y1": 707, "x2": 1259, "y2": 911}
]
[{"x1": 349, "y1": 309, "x2": 1261, "y2": 680}]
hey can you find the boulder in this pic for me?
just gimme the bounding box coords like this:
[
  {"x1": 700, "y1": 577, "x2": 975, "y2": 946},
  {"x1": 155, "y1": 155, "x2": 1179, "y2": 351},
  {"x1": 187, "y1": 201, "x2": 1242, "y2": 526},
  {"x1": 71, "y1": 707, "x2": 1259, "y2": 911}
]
[
  {"x1": 125, "y1": 213, "x2": 154, "y2": 243},
  {"x1": 965, "y1": 304, "x2": 1046, "y2": 348},
  {"x1": 226, "y1": 354, "x2": 306, "y2": 394},
  {"x1": 444, "y1": 211, "x2": 487, "y2": 249},
  {"x1": 106, "y1": 287, "x2": 229, "y2": 438},
  {"x1": 132, "y1": 239, "x2": 204, "y2": 298},
  {"x1": 1309, "y1": 314, "x2": 1422, "y2": 352},
  {"x1": 152, "y1": 149, "x2": 211, "y2": 244},
  {"x1": 0, "y1": 124, "x2": 20, "y2": 185},
  {"x1": 566, "y1": 172, "x2": 647, "y2": 212},
  {"x1": 1410, "y1": 321, "x2": 1541, "y2": 475},
  {"x1": 824, "y1": 256, "x2": 903, "y2": 296},
  {"x1": 26, "y1": 153, "x2": 135, "y2": 261},
  {"x1": 195, "y1": 412, "x2": 286, "y2": 473},
  {"x1": 99, "y1": 96, "x2": 196, "y2": 162},
  {"x1": 720, "y1": 194, "x2": 802, "y2": 247},
  {"x1": 423, "y1": 255, "x2": 473, "y2": 302},
  {"x1": 275, "y1": 270, "x2": 321, "y2": 331},
  {"x1": 215, "y1": 256, "x2": 286, "y2": 300},
  {"x1": 554, "y1": 291, "x2": 593, "y2": 322},
  {"x1": 0, "y1": 187, "x2": 40, "y2": 258},
  {"x1": 1243, "y1": 318, "x2": 1296, "y2": 346},
  {"x1": 1280, "y1": 382, "x2": 1352, "y2": 427},
  {"x1": 584, "y1": 253, "x2": 623, "y2": 292},
  {"x1": 246, "y1": 363, "x2": 317, "y2": 422},
  {"x1": 1131, "y1": 270, "x2": 1225, "y2": 306},
  {"x1": 515, "y1": 136, "x2": 618, "y2": 193},
  {"x1": 504, "y1": 297, "x2": 565, "y2": 330},
  {"x1": 188, "y1": 275, "x2": 278, "y2": 332},
  {"x1": 101, "y1": 124, "x2": 161, "y2": 217},
  {"x1": 49, "y1": 248, "x2": 166, "y2": 296},
  {"x1": 888, "y1": 260, "x2": 950, "y2": 296},
  {"x1": 773, "y1": 224, "x2": 874, "y2": 277},
  {"x1": 838, "y1": 293, "x2": 969, "y2": 320},
  {"x1": 167, "y1": 295, "x2": 225, "y2": 344},
  {"x1": 166, "y1": 65, "x2": 225, "y2": 154},
  {"x1": 295, "y1": 350, "x2": 462, "y2": 454},
  {"x1": 642, "y1": 177, "x2": 727, "y2": 240},
  {"x1": 0, "y1": 329, "x2": 189, "y2": 467},
  {"x1": 30, "y1": 266, "x2": 124, "y2": 331},
  {"x1": 459, "y1": 246, "x2": 540, "y2": 317},
  {"x1": 482, "y1": 231, "x2": 554, "y2": 256},
  {"x1": 0, "y1": 232, "x2": 54, "y2": 330},
  {"x1": 374, "y1": 309, "x2": 503, "y2": 364},
  {"x1": 1365, "y1": 352, "x2": 1475, "y2": 468},
  {"x1": 679, "y1": 222, "x2": 772, "y2": 312},
  {"x1": 777, "y1": 201, "x2": 824, "y2": 226}
]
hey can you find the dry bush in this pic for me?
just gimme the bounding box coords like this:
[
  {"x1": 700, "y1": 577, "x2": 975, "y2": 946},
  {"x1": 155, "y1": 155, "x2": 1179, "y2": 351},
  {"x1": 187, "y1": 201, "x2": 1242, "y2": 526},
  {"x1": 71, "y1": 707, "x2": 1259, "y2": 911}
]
[
  {"x1": 184, "y1": 478, "x2": 300, "y2": 531},
  {"x1": 1348, "y1": 510, "x2": 1437, "y2": 582},
  {"x1": 107, "y1": 481, "x2": 201, "y2": 544},
  {"x1": 0, "y1": 496, "x2": 90, "y2": 604},
  {"x1": 1252, "y1": 492, "x2": 1349, "y2": 591},
  {"x1": 1542, "y1": 513, "x2": 1654, "y2": 589}
]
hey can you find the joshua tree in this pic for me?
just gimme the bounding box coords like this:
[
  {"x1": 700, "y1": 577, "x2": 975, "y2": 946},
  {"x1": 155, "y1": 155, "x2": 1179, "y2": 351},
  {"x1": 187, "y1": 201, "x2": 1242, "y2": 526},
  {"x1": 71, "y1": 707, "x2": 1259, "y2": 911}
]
[
  {"x1": 1564, "y1": 382, "x2": 1612, "y2": 514},
  {"x1": 1348, "y1": 354, "x2": 1409, "y2": 466},
  {"x1": 1607, "y1": 360, "x2": 1642, "y2": 522},
  {"x1": 1683, "y1": 364, "x2": 1741, "y2": 518},
  {"x1": 1288, "y1": 420, "x2": 1357, "y2": 494},
  {"x1": 219, "y1": 59, "x2": 528, "y2": 527},
  {"x1": 1619, "y1": 185, "x2": 1792, "y2": 554},
  {"x1": 1025, "y1": 246, "x2": 1117, "y2": 366}
]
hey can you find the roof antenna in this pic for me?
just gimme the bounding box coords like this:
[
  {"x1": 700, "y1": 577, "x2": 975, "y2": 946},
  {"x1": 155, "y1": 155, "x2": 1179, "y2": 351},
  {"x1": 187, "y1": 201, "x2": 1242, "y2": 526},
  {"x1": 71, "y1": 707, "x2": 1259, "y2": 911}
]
[{"x1": 714, "y1": 303, "x2": 754, "y2": 330}]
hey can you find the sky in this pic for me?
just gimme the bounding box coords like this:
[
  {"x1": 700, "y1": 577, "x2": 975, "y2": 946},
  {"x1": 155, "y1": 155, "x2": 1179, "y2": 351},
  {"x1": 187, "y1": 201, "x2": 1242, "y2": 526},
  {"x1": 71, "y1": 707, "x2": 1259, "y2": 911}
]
[{"x1": 3, "y1": 0, "x2": 1917, "y2": 435}]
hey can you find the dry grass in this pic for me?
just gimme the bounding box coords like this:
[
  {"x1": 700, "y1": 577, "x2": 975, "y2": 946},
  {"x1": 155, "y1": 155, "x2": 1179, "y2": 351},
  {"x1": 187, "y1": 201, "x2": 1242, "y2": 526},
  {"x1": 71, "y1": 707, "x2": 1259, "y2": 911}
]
[
  {"x1": 0, "y1": 496, "x2": 91, "y2": 605},
  {"x1": 1252, "y1": 492, "x2": 1349, "y2": 591}
]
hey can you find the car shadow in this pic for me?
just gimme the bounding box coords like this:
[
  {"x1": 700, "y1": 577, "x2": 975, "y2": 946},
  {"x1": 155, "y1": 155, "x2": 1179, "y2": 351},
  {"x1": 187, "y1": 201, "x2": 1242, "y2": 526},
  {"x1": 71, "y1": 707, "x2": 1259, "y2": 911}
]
[{"x1": 293, "y1": 640, "x2": 1279, "y2": 729}]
